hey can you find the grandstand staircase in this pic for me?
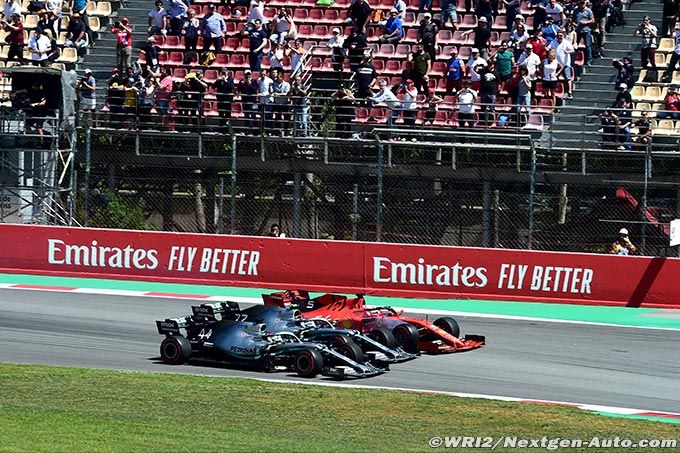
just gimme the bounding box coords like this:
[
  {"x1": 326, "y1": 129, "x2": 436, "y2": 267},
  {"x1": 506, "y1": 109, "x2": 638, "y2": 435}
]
[{"x1": 548, "y1": 0, "x2": 665, "y2": 150}]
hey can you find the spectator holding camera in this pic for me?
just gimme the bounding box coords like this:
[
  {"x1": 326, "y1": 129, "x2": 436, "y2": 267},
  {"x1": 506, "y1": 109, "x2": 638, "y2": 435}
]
[
  {"x1": 609, "y1": 228, "x2": 637, "y2": 255},
  {"x1": 1, "y1": 14, "x2": 25, "y2": 65},
  {"x1": 613, "y1": 56, "x2": 634, "y2": 90},
  {"x1": 658, "y1": 85, "x2": 680, "y2": 119},
  {"x1": 635, "y1": 16, "x2": 658, "y2": 69},
  {"x1": 112, "y1": 18, "x2": 133, "y2": 74}
]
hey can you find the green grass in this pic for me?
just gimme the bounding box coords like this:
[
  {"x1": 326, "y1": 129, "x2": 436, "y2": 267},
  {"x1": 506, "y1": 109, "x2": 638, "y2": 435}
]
[{"x1": 0, "y1": 364, "x2": 678, "y2": 452}]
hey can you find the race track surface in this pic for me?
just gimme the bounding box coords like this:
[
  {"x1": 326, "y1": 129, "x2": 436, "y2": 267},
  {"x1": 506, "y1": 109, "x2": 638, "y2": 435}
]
[{"x1": 1, "y1": 289, "x2": 679, "y2": 412}]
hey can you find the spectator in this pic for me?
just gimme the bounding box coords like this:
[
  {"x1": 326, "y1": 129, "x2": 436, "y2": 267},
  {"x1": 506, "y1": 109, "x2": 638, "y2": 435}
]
[
  {"x1": 599, "y1": 108, "x2": 619, "y2": 149},
  {"x1": 399, "y1": 79, "x2": 418, "y2": 126},
  {"x1": 138, "y1": 77, "x2": 156, "y2": 128},
  {"x1": 511, "y1": 23, "x2": 529, "y2": 59},
  {"x1": 503, "y1": 1, "x2": 521, "y2": 31},
  {"x1": 662, "y1": 24, "x2": 680, "y2": 82},
  {"x1": 662, "y1": 0, "x2": 680, "y2": 37},
  {"x1": 201, "y1": 3, "x2": 226, "y2": 53},
  {"x1": 419, "y1": 12, "x2": 439, "y2": 63},
  {"x1": 550, "y1": 31, "x2": 574, "y2": 97},
  {"x1": 344, "y1": 28, "x2": 368, "y2": 72},
  {"x1": 166, "y1": 0, "x2": 188, "y2": 36},
  {"x1": 27, "y1": 0, "x2": 46, "y2": 13},
  {"x1": 517, "y1": 44, "x2": 541, "y2": 90},
  {"x1": 123, "y1": 78, "x2": 140, "y2": 128},
  {"x1": 140, "y1": 36, "x2": 161, "y2": 72},
  {"x1": 154, "y1": 67, "x2": 174, "y2": 123},
  {"x1": 475, "y1": 0, "x2": 495, "y2": 25},
  {"x1": 271, "y1": 71, "x2": 291, "y2": 135},
  {"x1": 613, "y1": 56, "x2": 634, "y2": 90},
  {"x1": 545, "y1": 0, "x2": 565, "y2": 25},
  {"x1": 423, "y1": 89, "x2": 444, "y2": 125},
  {"x1": 563, "y1": 21, "x2": 577, "y2": 45},
  {"x1": 506, "y1": 64, "x2": 520, "y2": 106},
  {"x1": 635, "y1": 16, "x2": 658, "y2": 69},
  {"x1": 593, "y1": 0, "x2": 609, "y2": 52},
  {"x1": 445, "y1": 46, "x2": 466, "y2": 95},
  {"x1": 573, "y1": 0, "x2": 595, "y2": 66},
  {"x1": 46, "y1": 0, "x2": 61, "y2": 17},
  {"x1": 290, "y1": 74, "x2": 309, "y2": 136},
  {"x1": 112, "y1": 18, "x2": 133, "y2": 74},
  {"x1": 370, "y1": 79, "x2": 401, "y2": 127},
  {"x1": 456, "y1": 79, "x2": 477, "y2": 127},
  {"x1": 615, "y1": 99, "x2": 632, "y2": 150},
  {"x1": 107, "y1": 68, "x2": 122, "y2": 87},
  {"x1": 441, "y1": 0, "x2": 459, "y2": 30},
  {"x1": 270, "y1": 8, "x2": 292, "y2": 45},
  {"x1": 613, "y1": 82, "x2": 631, "y2": 106},
  {"x1": 408, "y1": 43, "x2": 431, "y2": 93},
  {"x1": 542, "y1": 16, "x2": 559, "y2": 47},
  {"x1": 214, "y1": 68, "x2": 235, "y2": 120},
  {"x1": 494, "y1": 41, "x2": 515, "y2": 86},
  {"x1": 526, "y1": 29, "x2": 547, "y2": 61},
  {"x1": 238, "y1": 69, "x2": 259, "y2": 131},
  {"x1": 268, "y1": 223, "x2": 286, "y2": 237},
  {"x1": 349, "y1": 0, "x2": 372, "y2": 34},
  {"x1": 542, "y1": 49, "x2": 562, "y2": 108},
  {"x1": 257, "y1": 68, "x2": 273, "y2": 130},
  {"x1": 658, "y1": 85, "x2": 680, "y2": 119},
  {"x1": 71, "y1": 0, "x2": 88, "y2": 16},
  {"x1": 517, "y1": 66, "x2": 532, "y2": 116},
  {"x1": 65, "y1": 14, "x2": 87, "y2": 50},
  {"x1": 328, "y1": 27, "x2": 346, "y2": 72},
  {"x1": 355, "y1": 56, "x2": 377, "y2": 101},
  {"x1": 633, "y1": 111, "x2": 652, "y2": 151},
  {"x1": 1, "y1": 14, "x2": 25, "y2": 65},
  {"x1": 248, "y1": 19, "x2": 268, "y2": 71},
  {"x1": 26, "y1": 84, "x2": 48, "y2": 146},
  {"x1": 78, "y1": 68, "x2": 96, "y2": 112},
  {"x1": 148, "y1": 0, "x2": 168, "y2": 36},
  {"x1": 183, "y1": 8, "x2": 200, "y2": 51},
  {"x1": 1, "y1": 0, "x2": 21, "y2": 21},
  {"x1": 36, "y1": 11, "x2": 59, "y2": 40},
  {"x1": 529, "y1": 0, "x2": 548, "y2": 33},
  {"x1": 107, "y1": 81, "x2": 125, "y2": 121},
  {"x1": 246, "y1": 0, "x2": 266, "y2": 32},
  {"x1": 479, "y1": 65, "x2": 498, "y2": 124},
  {"x1": 609, "y1": 228, "x2": 637, "y2": 255},
  {"x1": 268, "y1": 42, "x2": 285, "y2": 73},
  {"x1": 28, "y1": 29, "x2": 52, "y2": 66},
  {"x1": 379, "y1": 9, "x2": 404, "y2": 44},
  {"x1": 462, "y1": 16, "x2": 491, "y2": 60},
  {"x1": 332, "y1": 85, "x2": 355, "y2": 137},
  {"x1": 467, "y1": 48, "x2": 488, "y2": 91},
  {"x1": 419, "y1": 0, "x2": 433, "y2": 14},
  {"x1": 392, "y1": 0, "x2": 407, "y2": 19},
  {"x1": 287, "y1": 39, "x2": 306, "y2": 75},
  {"x1": 511, "y1": 14, "x2": 525, "y2": 34}
]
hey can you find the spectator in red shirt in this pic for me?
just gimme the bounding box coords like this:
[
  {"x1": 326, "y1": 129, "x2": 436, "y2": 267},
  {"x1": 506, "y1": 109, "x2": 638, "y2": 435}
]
[
  {"x1": 658, "y1": 85, "x2": 680, "y2": 120},
  {"x1": 113, "y1": 17, "x2": 133, "y2": 74},
  {"x1": 1, "y1": 14, "x2": 25, "y2": 65},
  {"x1": 526, "y1": 29, "x2": 547, "y2": 61}
]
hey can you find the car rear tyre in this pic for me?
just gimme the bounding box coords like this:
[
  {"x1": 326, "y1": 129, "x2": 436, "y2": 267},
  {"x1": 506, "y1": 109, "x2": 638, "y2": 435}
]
[
  {"x1": 160, "y1": 335, "x2": 192, "y2": 365},
  {"x1": 392, "y1": 323, "x2": 420, "y2": 353},
  {"x1": 367, "y1": 328, "x2": 397, "y2": 349},
  {"x1": 337, "y1": 340, "x2": 365, "y2": 363},
  {"x1": 294, "y1": 349, "x2": 324, "y2": 378},
  {"x1": 434, "y1": 316, "x2": 460, "y2": 338}
]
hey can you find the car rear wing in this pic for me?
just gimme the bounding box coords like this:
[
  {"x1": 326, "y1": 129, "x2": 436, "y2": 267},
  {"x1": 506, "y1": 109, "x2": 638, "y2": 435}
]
[
  {"x1": 156, "y1": 316, "x2": 192, "y2": 335},
  {"x1": 262, "y1": 290, "x2": 311, "y2": 307},
  {"x1": 191, "y1": 301, "x2": 241, "y2": 321}
]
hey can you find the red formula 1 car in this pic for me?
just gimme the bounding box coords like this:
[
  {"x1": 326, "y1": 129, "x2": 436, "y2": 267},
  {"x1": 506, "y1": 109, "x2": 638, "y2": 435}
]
[{"x1": 262, "y1": 290, "x2": 485, "y2": 354}]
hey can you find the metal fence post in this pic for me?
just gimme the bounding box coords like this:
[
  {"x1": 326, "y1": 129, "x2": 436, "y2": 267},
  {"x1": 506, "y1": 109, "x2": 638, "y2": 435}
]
[
  {"x1": 640, "y1": 142, "x2": 651, "y2": 255},
  {"x1": 493, "y1": 189, "x2": 500, "y2": 247},
  {"x1": 352, "y1": 182, "x2": 358, "y2": 241},
  {"x1": 376, "y1": 141, "x2": 384, "y2": 242},
  {"x1": 230, "y1": 135, "x2": 237, "y2": 235},
  {"x1": 482, "y1": 181, "x2": 491, "y2": 247},
  {"x1": 527, "y1": 140, "x2": 536, "y2": 250},
  {"x1": 217, "y1": 176, "x2": 225, "y2": 234},
  {"x1": 293, "y1": 172, "x2": 302, "y2": 237},
  {"x1": 84, "y1": 126, "x2": 91, "y2": 226}
]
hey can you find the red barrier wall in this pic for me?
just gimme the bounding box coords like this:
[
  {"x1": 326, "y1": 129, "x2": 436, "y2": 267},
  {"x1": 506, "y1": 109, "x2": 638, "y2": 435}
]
[{"x1": 1, "y1": 224, "x2": 679, "y2": 308}]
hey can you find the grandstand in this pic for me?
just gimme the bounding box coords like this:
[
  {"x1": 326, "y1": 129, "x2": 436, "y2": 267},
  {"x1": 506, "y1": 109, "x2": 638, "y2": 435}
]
[{"x1": 1, "y1": 0, "x2": 679, "y2": 255}]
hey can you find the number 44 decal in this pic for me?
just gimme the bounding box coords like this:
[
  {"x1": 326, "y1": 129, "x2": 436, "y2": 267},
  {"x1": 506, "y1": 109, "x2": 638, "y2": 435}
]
[{"x1": 197, "y1": 328, "x2": 212, "y2": 340}]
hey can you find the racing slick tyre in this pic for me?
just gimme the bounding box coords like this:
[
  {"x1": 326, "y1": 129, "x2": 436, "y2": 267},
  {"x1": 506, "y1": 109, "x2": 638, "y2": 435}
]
[
  {"x1": 336, "y1": 340, "x2": 365, "y2": 363},
  {"x1": 434, "y1": 317, "x2": 460, "y2": 338},
  {"x1": 294, "y1": 349, "x2": 324, "y2": 378},
  {"x1": 160, "y1": 335, "x2": 192, "y2": 365},
  {"x1": 392, "y1": 323, "x2": 420, "y2": 353},
  {"x1": 367, "y1": 328, "x2": 397, "y2": 349}
]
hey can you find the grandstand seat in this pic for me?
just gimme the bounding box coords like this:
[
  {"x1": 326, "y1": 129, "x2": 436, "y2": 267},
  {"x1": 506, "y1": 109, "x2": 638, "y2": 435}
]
[
  {"x1": 406, "y1": 28, "x2": 419, "y2": 42},
  {"x1": 172, "y1": 68, "x2": 187, "y2": 81},
  {"x1": 92, "y1": 1, "x2": 113, "y2": 17},
  {"x1": 431, "y1": 61, "x2": 446, "y2": 75},
  {"x1": 659, "y1": 38, "x2": 674, "y2": 53},
  {"x1": 377, "y1": 44, "x2": 395, "y2": 58},
  {"x1": 372, "y1": 59, "x2": 385, "y2": 71},
  {"x1": 493, "y1": 15, "x2": 507, "y2": 30},
  {"x1": 354, "y1": 107, "x2": 369, "y2": 123},
  {"x1": 88, "y1": 17, "x2": 101, "y2": 33},
  {"x1": 203, "y1": 101, "x2": 219, "y2": 117},
  {"x1": 57, "y1": 47, "x2": 78, "y2": 64},
  {"x1": 433, "y1": 111, "x2": 450, "y2": 126},
  {"x1": 521, "y1": 114, "x2": 544, "y2": 131},
  {"x1": 294, "y1": 9, "x2": 309, "y2": 21},
  {"x1": 368, "y1": 107, "x2": 387, "y2": 123},
  {"x1": 309, "y1": 9, "x2": 324, "y2": 22},
  {"x1": 460, "y1": 14, "x2": 477, "y2": 29},
  {"x1": 312, "y1": 25, "x2": 328, "y2": 39},
  {"x1": 654, "y1": 52, "x2": 667, "y2": 68},
  {"x1": 395, "y1": 43, "x2": 410, "y2": 56},
  {"x1": 385, "y1": 59, "x2": 401, "y2": 74},
  {"x1": 643, "y1": 86, "x2": 663, "y2": 103},
  {"x1": 451, "y1": 30, "x2": 470, "y2": 45},
  {"x1": 164, "y1": 35, "x2": 181, "y2": 48},
  {"x1": 230, "y1": 53, "x2": 246, "y2": 67},
  {"x1": 167, "y1": 51, "x2": 185, "y2": 66},
  {"x1": 532, "y1": 98, "x2": 554, "y2": 115},
  {"x1": 226, "y1": 37, "x2": 240, "y2": 50},
  {"x1": 631, "y1": 85, "x2": 645, "y2": 101},
  {"x1": 438, "y1": 29, "x2": 454, "y2": 44},
  {"x1": 494, "y1": 97, "x2": 512, "y2": 112},
  {"x1": 23, "y1": 14, "x2": 39, "y2": 29},
  {"x1": 203, "y1": 69, "x2": 218, "y2": 83},
  {"x1": 298, "y1": 25, "x2": 313, "y2": 39},
  {"x1": 652, "y1": 119, "x2": 675, "y2": 136}
]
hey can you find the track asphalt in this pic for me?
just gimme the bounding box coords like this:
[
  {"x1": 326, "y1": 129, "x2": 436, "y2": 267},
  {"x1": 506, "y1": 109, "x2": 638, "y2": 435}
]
[{"x1": 1, "y1": 272, "x2": 680, "y2": 424}]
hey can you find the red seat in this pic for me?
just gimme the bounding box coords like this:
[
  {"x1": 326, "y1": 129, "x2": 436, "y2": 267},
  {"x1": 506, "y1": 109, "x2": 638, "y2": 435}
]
[
  {"x1": 226, "y1": 37, "x2": 240, "y2": 50},
  {"x1": 431, "y1": 61, "x2": 446, "y2": 75},
  {"x1": 324, "y1": 9, "x2": 340, "y2": 22},
  {"x1": 377, "y1": 44, "x2": 395, "y2": 57},
  {"x1": 203, "y1": 101, "x2": 219, "y2": 117},
  {"x1": 494, "y1": 97, "x2": 512, "y2": 112},
  {"x1": 231, "y1": 53, "x2": 246, "y2": 67},
  {"x1": 165, "y1": 35, "x2": 181, "y2": 48},
  {"x1": 385, "y1": 60, "x2": 402, "y2": 74},
  {"x1": 298, "y1": 24, "x2": 313, "y2": 39},
  {"x1": 312, "y1": 25, "x2": 328, "y2": 39},
  {"x1": 406, "y1": 28, "x2": 419, "y2": 42},
  {"x1": 368, "y1": 107, "x2": 387, "y2": 123},
  {"x1": 451, "y1": 30, "x2": 469, "y2": 45},
  {"x1": 493, "y1": 15, "x2": 507, "y2": 30},
  {"x1": 167, "y1": 51, "x2": 184, "y2": 66},
  {"x1": 490, "y1": 31, "x2": 500, "y2": 46},
  {"x1": 532, "y1": 98, "x2": 554, "y2": 115},
  {"x1": 203, "y1": 69, "x2": 218, "y2": 83},
  {"x1": 395, "y1": 44, "x2": 410, "y2": 56},
  {"x1": 294, "y1": 9, "x2": 309, "y2": 21},
  {"x1": 309, "y1": 9, "x2": 323, "y2": 21},
  {"x1": 137, "y1": 52, "x2": 147, "y2": 64},
  {"x1": 460, "y1": 14, "x2": 478, "y2": 29},
  {"x1": 354, "y1": 107, "x2": 369, "y2": 123},
  {"x1": 172, "y1": 67, "x2": 187, "y2": 81},
  {"x1": 438, "y1": 29, "x2": 454, "y2": 44},
  {"x1": 372, "y1": 59, "x2": 385, "y2": 71},
  {"x1": 238, "y1": 38, "x2": 250, "y2": 52},
  {"x1": 214, "y1": 53, "x2": 230, "y2": 67}
]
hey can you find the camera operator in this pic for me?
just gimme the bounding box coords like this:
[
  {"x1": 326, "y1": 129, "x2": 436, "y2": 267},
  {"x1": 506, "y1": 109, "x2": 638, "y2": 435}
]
[
  {"x1": 634, "y1": 16, "x2": 658, "y2": 69},
  {"x1": 78, "y1": 68, "x2": 97, "y2": 113},
  {"x1": 289, "y1": 73, "x2": 309, "y2": 137},
  {"x1": 612, "y1": 56, "x2": 634, "y2": 89},
  {"x1": 598, "y1": 108, "x2": 619, "y2": 150},
  {"x1": 1, "y1": 14, "x2": 25, "y2": 65}
]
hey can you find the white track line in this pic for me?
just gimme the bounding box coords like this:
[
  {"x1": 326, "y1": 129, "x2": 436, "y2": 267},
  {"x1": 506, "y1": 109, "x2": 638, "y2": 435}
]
[{"x1": 2, "y1": 283, "x2": 680, "y2": 331}]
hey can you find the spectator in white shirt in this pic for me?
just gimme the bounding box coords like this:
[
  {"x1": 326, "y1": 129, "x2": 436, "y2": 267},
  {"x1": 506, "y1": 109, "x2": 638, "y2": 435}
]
[
  {"x1": 2, "y1": 0, "x2": 21, "y2": 21},
  {"x1": 517, "y1": 44, "x2": 541, "y2": 82},
  {"x1": 545, "y1": 0, "x2": 565, "y2": 25},
  {"x1": 371, "y1": 79, "x2": 401, "y2": 127},
  {"x1": 148, "y1": 0, "x2": 168, "y2": 36},
  {"x1": 327, "y1": 27, "x2": 345, "y2": 72},
  {"x1": 467, "y1": 48, "x2": 488, "y2": 91},
  {"x1": 456, "y1": 79, "x2": 477, "y2": 127},
  {"x1": 550, "y1": 31, "x2": 574, "y2": 97},
  {"x1": 400, "y1": 79, "x2": 418, "y2": 126},
  {"x1": 29, "y1": 30, "x2": 52, "y2": 66}
]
